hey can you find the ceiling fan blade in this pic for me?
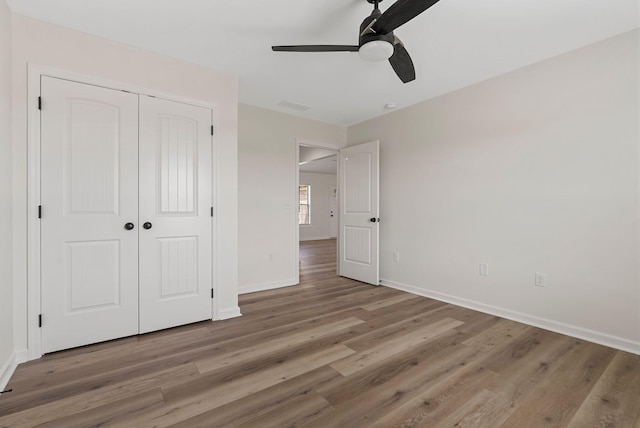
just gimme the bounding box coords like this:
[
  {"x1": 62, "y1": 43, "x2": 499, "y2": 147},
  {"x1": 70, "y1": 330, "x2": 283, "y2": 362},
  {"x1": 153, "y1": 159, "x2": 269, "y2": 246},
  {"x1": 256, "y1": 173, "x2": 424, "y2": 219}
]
[
  {"x1": 373, "y1": 0, "x2": 440, "y2": 34},
  {"x1": 389, "y1": 39, "x2": 415, "y2": 83},
  {"x1": 272, "y1": 45, "x2": 359, "y2": 52}
]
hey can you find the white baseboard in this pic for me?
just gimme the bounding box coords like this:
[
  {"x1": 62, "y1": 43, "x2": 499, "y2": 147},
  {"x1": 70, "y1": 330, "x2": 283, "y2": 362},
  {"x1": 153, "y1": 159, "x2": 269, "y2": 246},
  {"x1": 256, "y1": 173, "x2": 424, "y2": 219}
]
[
  {"x1": 217, "y1": 306, "x2": 242, "y2": 321},
  {"x1": 239, "y1": 278, "x2": 298, "y2": 295},
  {"x1": 381, "y1": 278, "x2": 640, "y2": 356},
  {"x1": 0, "y1": 348, "x2": 28, "y2": 392}
]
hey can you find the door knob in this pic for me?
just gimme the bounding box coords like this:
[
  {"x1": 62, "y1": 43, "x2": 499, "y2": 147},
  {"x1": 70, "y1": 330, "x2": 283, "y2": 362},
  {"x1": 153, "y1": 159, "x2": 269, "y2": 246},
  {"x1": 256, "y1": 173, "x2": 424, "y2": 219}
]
[
  {"x1": 124, "y1": 222, "x2": 135, "y2": 230},
  {"x1": 143, "y1": 222, "x2": 153, "y2": 230},
  {"x1": 369, "y1": 218, "x2": 376, "y2": 223}
]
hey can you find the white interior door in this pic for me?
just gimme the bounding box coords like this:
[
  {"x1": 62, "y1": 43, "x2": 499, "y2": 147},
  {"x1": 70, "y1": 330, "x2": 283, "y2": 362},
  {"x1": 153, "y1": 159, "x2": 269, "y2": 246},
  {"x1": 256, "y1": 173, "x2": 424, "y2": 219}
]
[
  {"x1": 338, "y1": 140, "x2": 380, "y2": 285},
  {"x1": 138, "y1": 96, "x2": 213, "y2": 333},
  {"x1": 40, "y1": 76, "x2": 140, "y2": 353}
]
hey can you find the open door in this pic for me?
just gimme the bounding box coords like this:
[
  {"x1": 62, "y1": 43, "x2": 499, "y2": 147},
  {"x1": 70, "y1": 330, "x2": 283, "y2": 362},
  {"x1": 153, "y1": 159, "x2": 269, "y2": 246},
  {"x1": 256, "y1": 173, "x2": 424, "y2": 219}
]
[{"x1": 338, "y1": 140, "x2": 379, "y2": 285}]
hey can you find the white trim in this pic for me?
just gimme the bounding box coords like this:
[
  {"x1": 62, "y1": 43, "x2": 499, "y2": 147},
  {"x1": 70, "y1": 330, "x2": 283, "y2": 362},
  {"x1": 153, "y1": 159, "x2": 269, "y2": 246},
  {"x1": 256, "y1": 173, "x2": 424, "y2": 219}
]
[
  {"x1": 210, "y1": 106, "x2": 220, "y2": 322},
  {"x1": 27, "y1": 64, "x2": 42, "y2": 360},
  {"x1": 0, "y1": 354, "x2": 16, "y2": 392},
  {"x1": 27, "y1": 64, "x2": 221, "y2": 360},
  {"x1": 239, "y1": 278, "x2": 298, "y2": 295},
  {"x1": 294, "y1": 142, "x2": 300, "y2": 284},
  {"x1": 0, "y1": 350, "x2": 27, "y2": 392},
  {"x1": 217, "y1": 306, "x2": 242, "y2": 320},
  {"x1": 33, "y1": 65, "x2": 215, "y2": 109},
  {"x1": 296, "y1": 138, "x2": 342, "y2": 151},
  {"x1": 381, "y1": 278, "x2": 640, "y2": 355}
]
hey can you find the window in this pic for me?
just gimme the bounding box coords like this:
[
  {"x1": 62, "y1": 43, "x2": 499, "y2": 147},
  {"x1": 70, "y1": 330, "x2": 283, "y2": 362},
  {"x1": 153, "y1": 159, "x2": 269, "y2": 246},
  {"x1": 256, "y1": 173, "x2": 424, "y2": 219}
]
[{"x1": 299, "y1": 184, "x2": 311, "y2": 225}]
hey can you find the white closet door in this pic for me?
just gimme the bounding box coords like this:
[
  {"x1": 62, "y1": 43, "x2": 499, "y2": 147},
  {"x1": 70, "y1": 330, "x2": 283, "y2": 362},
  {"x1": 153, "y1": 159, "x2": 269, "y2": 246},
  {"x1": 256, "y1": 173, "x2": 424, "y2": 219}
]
[
  {"x1": 138, "y1": 96, "x2": 213, "y2": 333},
  {"x1": 40, "y1": 77, "x2": 140, "y2": 353}
]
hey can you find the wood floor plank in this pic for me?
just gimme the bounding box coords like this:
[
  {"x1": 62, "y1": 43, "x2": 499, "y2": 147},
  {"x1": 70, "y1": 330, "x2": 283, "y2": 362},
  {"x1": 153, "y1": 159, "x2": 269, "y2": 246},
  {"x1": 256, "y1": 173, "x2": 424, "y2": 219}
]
[
  {"x1": 434, "y1": 388, "x2": 508, "y2": 428},
  {"x1": 240, "y1": 391, "x2": 332, "y2": 428},
  {"x1": 461, "y1": 318, "x2": 531, "y2": 351},
  {"x1": 359, "y1": 292, "x2": 420, "y2": 311},
  {"x1": 308, "y1": 344, "x2": 488, "y2": 427},
  {"x1": 363, "y1": 323, "x2": 551, "y2": 427},
  {"x1": 499, "y1": 340, "x2": 617, "y2": 427},
  {"x1": 0, "y1": 363, "x2": 199, "y2": 427},
  {"x1": 369, "y1": 362, "x2": 499, "y2": 428},
  {"x1": 477, "y1": 331, "x2": 581, "y2": 425},
  {"x1": 343, "y1": 304, "x2": 471, "y2": 352},
  {"x1": 314, "y1": 328, "x2": 471, "y2": 405},
  {"x1": 126, "y1": 346, "x2": 356, "y2": 426},
  {"x1": 331, "y1": 317, "x2": 465, "y2": 376},
  {"x1": 2, "y1": 239, "x2": 639, "y2": 427},
  {"x1": 6, "y1": 325, "x2": 213, "y2": 392},
  {"x1": 219, "y1": 307, "x2": 371, "y2": 352},
  {"x1": 34, "y1": 389, "x2": 166, "y2": 428},
  {"x1": 194, "y1": 316, "x2": 364, "y2": 373},
  {"x1": 168, "y1": 366, "x2": 341, "y2": 428},
  {"x1": 567, "y1": 350, "x2": 640, "y2": 427},
  {"x1": 352, "y1": 294, "x2": 446, "y2": 323}
]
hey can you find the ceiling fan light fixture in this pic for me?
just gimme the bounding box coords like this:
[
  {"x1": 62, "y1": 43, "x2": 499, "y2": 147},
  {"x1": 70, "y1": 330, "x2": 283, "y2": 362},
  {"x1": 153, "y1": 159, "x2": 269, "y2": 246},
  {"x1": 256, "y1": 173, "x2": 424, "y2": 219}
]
[{"x1": 359, "y1": 40, "x2": 394, "y2": 62}]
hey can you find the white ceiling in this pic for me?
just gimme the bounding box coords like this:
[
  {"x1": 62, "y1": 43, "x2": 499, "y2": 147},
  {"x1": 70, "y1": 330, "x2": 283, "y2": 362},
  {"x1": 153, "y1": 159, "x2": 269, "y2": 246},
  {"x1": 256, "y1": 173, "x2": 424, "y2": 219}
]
[{"x1": 8, "y1": 0, "x2": 638, "y2": 126}]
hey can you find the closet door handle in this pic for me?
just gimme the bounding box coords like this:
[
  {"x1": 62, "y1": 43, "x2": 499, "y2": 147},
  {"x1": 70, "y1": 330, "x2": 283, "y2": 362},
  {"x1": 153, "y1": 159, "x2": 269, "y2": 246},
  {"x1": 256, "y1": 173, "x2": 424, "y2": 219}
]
[
  {"x1": 143, "y1": 222, "x2": 153, "y2": 230},
  {"x1": 124, "y1": 222, "x2": 135, "y2": 230}
]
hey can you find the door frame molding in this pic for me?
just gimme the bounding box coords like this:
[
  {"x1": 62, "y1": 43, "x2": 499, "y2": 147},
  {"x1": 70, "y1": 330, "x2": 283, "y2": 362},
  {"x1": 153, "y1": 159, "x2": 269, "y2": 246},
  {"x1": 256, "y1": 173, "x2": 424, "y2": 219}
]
[{"x1": 26, "y1": 64, "x2": 220, "y2": 359}]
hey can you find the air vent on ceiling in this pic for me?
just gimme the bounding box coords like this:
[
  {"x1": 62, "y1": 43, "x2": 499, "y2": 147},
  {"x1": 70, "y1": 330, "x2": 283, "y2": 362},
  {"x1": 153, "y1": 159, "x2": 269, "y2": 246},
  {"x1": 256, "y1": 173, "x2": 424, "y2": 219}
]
[{"x1": 278, "y1": 100, "x2": 311, "y2": 112}]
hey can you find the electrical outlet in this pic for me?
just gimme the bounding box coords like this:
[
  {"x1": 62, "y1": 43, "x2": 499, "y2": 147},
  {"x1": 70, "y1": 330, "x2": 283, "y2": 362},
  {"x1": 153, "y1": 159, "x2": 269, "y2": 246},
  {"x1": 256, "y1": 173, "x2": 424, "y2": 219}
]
[
  {"x1": 535, "y1": 272, "x2": 545, "y2": 287},
  {"x1": 268, "y1": 253, "x2": 274, "y2": 262},
  {"x1": 393, "y1": 251, "x2": 400, "y2": 262},
  {"x1": 479, "y1": 263, "x2": 489, "y2": 276}
]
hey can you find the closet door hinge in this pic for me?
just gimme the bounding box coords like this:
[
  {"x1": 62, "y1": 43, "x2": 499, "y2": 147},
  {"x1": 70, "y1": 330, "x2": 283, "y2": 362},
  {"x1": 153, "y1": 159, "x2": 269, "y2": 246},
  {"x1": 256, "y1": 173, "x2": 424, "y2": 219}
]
[
  {"x1": 38, "y1": 96, "x2": 42, "y2": 110},
  {"x1": 38, "y1": 205, "x2": 42, "y2": 219},
  {"x1": 38, "y1": 314, "x2": 42, "y2": 328},
  {"x1": 211, "y1": 125, "x2": 214, "y2": 136},
  {"x1": 211, "y1": 289, "x2": 214, "y2": 299}
]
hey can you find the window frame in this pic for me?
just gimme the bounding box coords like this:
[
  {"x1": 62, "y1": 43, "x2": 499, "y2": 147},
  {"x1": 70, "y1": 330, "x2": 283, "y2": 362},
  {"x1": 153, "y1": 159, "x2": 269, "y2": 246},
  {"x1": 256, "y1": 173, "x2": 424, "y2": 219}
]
[{"x1": 298, "y1": 184, "x2": 311, "y2": 226}]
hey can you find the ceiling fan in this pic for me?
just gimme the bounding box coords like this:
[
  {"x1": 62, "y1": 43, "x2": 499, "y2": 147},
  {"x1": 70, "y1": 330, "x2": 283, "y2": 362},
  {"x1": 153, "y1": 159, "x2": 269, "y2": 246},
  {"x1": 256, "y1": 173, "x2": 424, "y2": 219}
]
[{"x1": 272, "y1": 0, "x2": 441, "y2": 83}]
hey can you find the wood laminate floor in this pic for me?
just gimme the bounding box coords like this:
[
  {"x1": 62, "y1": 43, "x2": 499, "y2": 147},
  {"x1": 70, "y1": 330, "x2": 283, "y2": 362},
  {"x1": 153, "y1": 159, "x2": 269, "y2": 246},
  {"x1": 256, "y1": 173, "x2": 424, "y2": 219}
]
[{"x1": 1, "y1": 239, "x2": 640, "y2": 427}]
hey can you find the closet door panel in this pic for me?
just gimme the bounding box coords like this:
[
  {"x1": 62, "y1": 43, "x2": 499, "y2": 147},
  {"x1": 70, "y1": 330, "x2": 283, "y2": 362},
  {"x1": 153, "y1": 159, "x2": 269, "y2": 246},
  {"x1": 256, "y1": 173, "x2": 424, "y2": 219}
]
[
  {"x1": 40, "y1": 77, "x2": 139, "y2": 353},
  {"x1": 138, "y1": 96, "x2": 213, "y2": 333}
]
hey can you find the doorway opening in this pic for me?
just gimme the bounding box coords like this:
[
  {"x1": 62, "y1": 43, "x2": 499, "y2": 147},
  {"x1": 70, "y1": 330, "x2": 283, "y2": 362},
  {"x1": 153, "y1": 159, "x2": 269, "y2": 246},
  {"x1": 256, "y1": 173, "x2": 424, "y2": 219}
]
[{"x1": 296, "y1": 143, "x2": 338, "y2": 283}]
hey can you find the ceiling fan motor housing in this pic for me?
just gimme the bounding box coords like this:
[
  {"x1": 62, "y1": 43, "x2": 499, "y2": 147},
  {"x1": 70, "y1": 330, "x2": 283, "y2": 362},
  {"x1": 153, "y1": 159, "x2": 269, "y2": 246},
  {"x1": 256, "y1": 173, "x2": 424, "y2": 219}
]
[
  {"x1": 359, "y1": 9, "x2": 394, "y2": 45},
  {"x1": 359, "y1": 9, "x2": 394, "y2": 61},
  {"x1": 359, "y1": 28, "x2": 394, "y2": 47}
]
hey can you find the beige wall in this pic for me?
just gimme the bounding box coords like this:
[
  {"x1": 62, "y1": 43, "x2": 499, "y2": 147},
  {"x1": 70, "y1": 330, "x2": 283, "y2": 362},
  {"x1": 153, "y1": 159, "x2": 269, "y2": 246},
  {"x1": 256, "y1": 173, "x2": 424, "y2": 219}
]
[
  {"x1": 349, "y1": 30, "x2": 640, "y2": 351},
  {"x1": 0, "y1": 0, "x2": 14, "y2": 385},
  {"x1": 11, "y1": 14, "x2": 239, "y2": 354},
  {"x1": 238, "y1": 103, "x2": 346, "y2": 294}
]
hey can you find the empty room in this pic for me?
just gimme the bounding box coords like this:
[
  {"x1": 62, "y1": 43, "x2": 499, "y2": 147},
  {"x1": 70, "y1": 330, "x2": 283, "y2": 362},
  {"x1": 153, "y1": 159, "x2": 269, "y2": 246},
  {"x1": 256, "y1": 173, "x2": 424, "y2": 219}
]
[{"x1": 1, "y1": 0, "x2": 639, "y2": 426}]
